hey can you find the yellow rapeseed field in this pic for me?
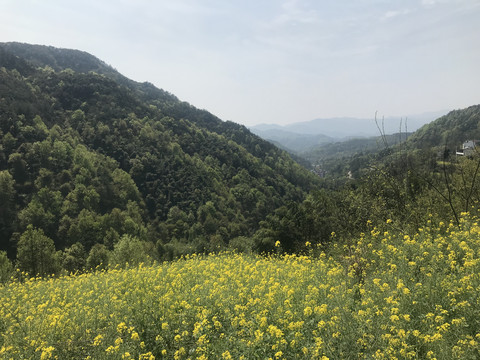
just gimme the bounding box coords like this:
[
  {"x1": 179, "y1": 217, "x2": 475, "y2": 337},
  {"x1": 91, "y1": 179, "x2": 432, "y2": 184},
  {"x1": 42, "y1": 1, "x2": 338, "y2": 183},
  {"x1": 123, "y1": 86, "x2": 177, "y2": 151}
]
[{"x1": 1, "y1": 215, "x2": 480, "y2": 359}]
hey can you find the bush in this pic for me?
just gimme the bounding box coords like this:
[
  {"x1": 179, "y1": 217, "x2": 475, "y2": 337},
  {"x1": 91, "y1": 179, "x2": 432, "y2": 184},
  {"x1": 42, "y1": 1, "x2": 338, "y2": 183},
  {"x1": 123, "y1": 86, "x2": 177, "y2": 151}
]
[{"x1": 110, "y1": 234, "x2": 152, "y2": 267}]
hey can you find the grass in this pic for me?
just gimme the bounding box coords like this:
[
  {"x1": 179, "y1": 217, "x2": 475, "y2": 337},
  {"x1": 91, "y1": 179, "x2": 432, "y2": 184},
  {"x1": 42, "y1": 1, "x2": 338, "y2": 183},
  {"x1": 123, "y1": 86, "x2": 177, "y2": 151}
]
[{"x1": 1, "y1": 216, "x2": 480, "y2": 359}]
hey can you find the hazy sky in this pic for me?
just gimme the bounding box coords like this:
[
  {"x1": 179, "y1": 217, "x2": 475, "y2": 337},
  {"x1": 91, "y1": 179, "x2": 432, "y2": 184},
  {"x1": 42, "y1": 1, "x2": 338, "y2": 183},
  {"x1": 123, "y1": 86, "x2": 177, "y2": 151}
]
[{"x1": 1, "y1": 0, "x2": 479, "y2": 126}]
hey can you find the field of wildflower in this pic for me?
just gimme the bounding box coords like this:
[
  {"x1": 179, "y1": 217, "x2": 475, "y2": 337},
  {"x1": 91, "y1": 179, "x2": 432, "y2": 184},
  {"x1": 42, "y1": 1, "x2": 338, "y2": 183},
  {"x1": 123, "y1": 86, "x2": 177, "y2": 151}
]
[{"x1": 1, "y1": 216, "x2": 480, "y2": 359}]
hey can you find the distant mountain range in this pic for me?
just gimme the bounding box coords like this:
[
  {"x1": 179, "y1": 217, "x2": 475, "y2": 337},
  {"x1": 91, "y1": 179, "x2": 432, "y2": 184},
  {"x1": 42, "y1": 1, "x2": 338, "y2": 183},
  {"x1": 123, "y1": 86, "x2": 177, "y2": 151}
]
[{"x1": 250, "y1": 111, "x2": 449, "y2": 153}]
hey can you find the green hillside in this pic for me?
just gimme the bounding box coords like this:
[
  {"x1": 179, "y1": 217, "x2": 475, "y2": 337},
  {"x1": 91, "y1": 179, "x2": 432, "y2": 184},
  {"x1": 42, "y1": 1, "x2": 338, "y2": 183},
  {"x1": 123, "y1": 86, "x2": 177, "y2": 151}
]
[
  {"x1": 252, "y1": 105, "x2": 480, "y2": 249},
  {"x1": 0, "y1": 43, "x2": 319, "y2": 268},
  {"x1": 406, "y1": 105, "x2": 480, "y2": 151},
  {"x1": 301, "y1": 132, "x2": 411, "y2": 178},
  {"x1": 297, "y1": 106, "x2": 479, "y2": 182}
]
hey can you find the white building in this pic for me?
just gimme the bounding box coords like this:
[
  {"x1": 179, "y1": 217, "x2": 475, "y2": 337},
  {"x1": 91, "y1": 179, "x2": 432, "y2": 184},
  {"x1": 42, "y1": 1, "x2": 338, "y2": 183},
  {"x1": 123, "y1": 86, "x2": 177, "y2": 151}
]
[{"x1": 456, "y1": 140, "x2": 477, "y2": 156}]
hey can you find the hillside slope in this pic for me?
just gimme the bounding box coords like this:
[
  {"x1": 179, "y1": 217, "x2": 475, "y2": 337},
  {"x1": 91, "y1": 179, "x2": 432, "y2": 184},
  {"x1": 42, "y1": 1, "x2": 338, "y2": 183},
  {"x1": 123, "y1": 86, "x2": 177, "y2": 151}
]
[
  {"x1": 406, "y1": 104, "x2": 480, "y2": 151},
  {"x1": 0, "y1": 42, "x2": 319, "y2": 260}
]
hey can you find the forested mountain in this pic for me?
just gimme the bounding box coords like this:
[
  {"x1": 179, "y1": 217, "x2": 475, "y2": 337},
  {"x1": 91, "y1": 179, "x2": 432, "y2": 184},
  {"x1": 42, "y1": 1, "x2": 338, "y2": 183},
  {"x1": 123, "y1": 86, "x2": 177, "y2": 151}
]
[
  {"x1": 0, "y1": 42, "x2": 319, "y2": 265},
  {"x1": 287, "y1": 106, "x2": 480, "y2": 179},
  {"x1": 303, "y1": 132, "x2": 413, "y2": 178},
  {"x1": 405, "y1": 105, "x2": 480, "y2": 151}
]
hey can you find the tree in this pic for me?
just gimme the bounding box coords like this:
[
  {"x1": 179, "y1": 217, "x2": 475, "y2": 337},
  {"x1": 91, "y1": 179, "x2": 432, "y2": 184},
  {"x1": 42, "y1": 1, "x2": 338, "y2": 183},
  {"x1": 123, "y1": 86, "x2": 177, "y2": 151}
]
[
  {"x1": 0, "y1": 170, "x2": 16, "y2": 250},
  {"x1": 111, "y1": 168, "x2": 142, "y2": 207},
  {"x1": 33, "y1": 115, "x2": 48, "y2": 138},
  {"x1": 86, "y1": 244, "x2": 109, "y2": 270},
  {"x1": 65, "y1": 209, "x2": 102, "y2": 250},
  {"x1": 18, "y1": 188, "x2": 63, "y2": 241},
  {"x1": 0, "y1": 250, "x2": 13, "y2": 282},
  {"x1": 7, "y1": 152, "x2": 28, "y2": 184},
  {"x1": 110, "y1": 234, "x2": 152, "y2": 267},
  {"x1": 16, "y1": 226, "x2": 59, "y2": 276},
  {"x1": 62, "y1": 242, "x2": 86, "y2": 273}
]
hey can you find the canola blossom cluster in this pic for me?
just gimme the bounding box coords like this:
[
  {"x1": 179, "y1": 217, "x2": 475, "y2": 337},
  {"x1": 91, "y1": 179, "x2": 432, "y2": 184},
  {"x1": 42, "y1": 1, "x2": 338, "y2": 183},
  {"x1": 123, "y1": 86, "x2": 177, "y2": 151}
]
[{"x1": 1, "y1": 216, "x2": 480, "y2": 359}]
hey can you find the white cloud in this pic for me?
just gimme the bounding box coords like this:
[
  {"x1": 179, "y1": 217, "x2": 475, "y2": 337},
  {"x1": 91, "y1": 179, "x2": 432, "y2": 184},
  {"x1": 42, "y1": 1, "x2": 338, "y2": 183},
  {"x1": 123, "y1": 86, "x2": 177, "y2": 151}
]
[
  {"x1": 266, "y1": 0, "x2": 319, "y2": 28},
  {"x1": 381, "y1": 8, "x2": 412, "y2": 21}
]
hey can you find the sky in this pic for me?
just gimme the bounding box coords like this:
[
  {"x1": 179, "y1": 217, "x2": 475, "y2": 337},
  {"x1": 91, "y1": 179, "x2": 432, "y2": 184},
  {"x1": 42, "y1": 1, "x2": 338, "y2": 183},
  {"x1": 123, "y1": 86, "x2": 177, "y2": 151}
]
[{"x1": 1, "y1": 0, "x2": 479, "y2": 126}]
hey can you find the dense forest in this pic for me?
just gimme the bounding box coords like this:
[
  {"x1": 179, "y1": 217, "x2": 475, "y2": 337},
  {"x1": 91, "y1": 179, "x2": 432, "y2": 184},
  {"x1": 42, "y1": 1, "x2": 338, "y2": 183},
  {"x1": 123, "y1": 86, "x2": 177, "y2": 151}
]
[
  {"x1": 0, "y1": 42, "x2": 321, "y2": 276},
  {"x1": 1, "y1": 42, "x2": 480, "y2": 278}
]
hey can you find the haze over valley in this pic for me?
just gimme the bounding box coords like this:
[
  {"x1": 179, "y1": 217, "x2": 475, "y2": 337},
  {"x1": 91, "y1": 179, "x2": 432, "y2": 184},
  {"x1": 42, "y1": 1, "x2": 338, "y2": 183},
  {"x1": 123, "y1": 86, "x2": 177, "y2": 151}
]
[{"x1": 249, "y1": 110, "x2": 449, "y2": 153}]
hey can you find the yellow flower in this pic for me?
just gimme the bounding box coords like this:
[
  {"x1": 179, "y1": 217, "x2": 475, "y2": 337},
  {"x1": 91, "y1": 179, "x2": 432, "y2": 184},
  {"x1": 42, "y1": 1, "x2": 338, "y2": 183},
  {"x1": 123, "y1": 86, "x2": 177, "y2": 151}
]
[
  {"x1": 390, "y1": 315, "x2": 399, "y2": 322},
  {"x1": 40, "y1": 346, "x2": 55, "y2": 360},
  {"x1": 93, "y1": 334, "x2": 103, "y2": 346},
  {"x1": 117, "y1": 322, "x2": 127, "y2": 334},
  {"x1": 222, "y1": 350, "x2": 233, "y2": 360},
  {"x1": 139, "y1": 352, "x2": 155, "y2": 360},
  {"x1": 315, "y1": 304, "x2": 328, "y2": 315},
  {"x1": 106, "y1": 346, "x2": 118, "y2": 354},
  {"x1": 174, "y1": 347, "x2": 185, "y2": 360}
]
